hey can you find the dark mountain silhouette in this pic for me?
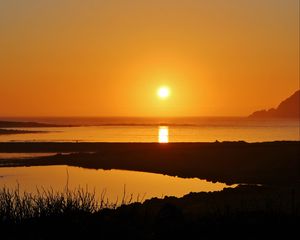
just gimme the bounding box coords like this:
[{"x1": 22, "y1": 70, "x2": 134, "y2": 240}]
[{"x1": 249, "y1": 90, "x2": 300, "y2": 118}]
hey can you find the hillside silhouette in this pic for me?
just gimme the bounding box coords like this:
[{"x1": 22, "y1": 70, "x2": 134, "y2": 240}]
[
  {"x1": 0, "y1": 120, "x2": 60, "y2": 128},
  {"x1": 249, "y1": 90, "x2": 300, "y2": 118}
]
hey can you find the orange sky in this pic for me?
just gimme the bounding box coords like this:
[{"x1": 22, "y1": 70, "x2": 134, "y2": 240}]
[{"x1": 0, "y1": 0, "x2": 299, "y2": 117}]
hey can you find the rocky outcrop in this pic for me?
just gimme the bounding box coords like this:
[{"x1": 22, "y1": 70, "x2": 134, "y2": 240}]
[{"x1": 249, "y1": 90, "x2": 299, "y2": 118}]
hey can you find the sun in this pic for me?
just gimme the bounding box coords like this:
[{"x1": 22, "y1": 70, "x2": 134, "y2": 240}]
[{"x1": 157, "y1": 86, "x2": 170, "y2": 99}]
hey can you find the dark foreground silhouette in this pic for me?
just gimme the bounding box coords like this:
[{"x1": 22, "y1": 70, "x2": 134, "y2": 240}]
[
  {"x1": 0, "y1": 141, "x2": 299, "y2": 185},
  {"x1": 0, "y1": 185, "x2": 299, "y2": 240},
  {"x1": 0, "y1": 141, "x2": 299, "y2": 239}
]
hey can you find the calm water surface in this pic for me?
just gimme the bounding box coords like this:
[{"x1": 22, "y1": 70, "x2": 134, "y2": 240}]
[
  {"x1": 0, "y1": 117, "x2": 299, "y2": 142},
  {"x1": 0, "y1": 117, "x2": 297, "y2": 201},
  {"x1": 0, "y1": 166, "x2": 232, "y2": 203},
  {"x1": 0, "y1": 124, "x2": 299, "y2": 143}
]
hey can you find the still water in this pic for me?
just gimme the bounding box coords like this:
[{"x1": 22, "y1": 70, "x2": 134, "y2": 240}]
[
  {"x1": 0, "y1": 122, "x2": 299, "y2": 143},
  {"x1": 0, "y1": 117, "x2": 296, "y2": 203},
  {"x1": 0, "y1": 166, "x2": 232, "y2": 203}
]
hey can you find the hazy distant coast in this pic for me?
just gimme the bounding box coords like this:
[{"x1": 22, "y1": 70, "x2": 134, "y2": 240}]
[
  {"x1": 0, "y1": 120, "x2": 66, "y2": 128},
  {"x1": 0, "y1": 128, "x2": 47, "y2": 135},
  {"x1": 1, "y1": 114, "x2": 299, "y2": 128},
  {"x1": 0, "y1": 120, "x2": 67, "y2": 135},
  {"x1": 1, "y1": 141, "x2": 299, "y2": 186}
]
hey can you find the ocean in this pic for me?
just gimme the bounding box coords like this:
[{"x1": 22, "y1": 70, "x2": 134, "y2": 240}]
[{"x1": 0, "y1": 117, "x2": 299, "y2": 142}]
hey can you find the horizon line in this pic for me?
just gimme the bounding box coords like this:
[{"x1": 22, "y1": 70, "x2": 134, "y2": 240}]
[{"x1": 0, "y1": 115, "x2": 250, "y2": 118}]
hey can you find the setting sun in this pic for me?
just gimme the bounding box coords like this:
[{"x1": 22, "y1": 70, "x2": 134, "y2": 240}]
[
  {"x1": 157, "y1": 86, "x2": 170, "y2": 100},
  {"x1": 0, "y1": 1, "x2": 299, "y2": 238}
]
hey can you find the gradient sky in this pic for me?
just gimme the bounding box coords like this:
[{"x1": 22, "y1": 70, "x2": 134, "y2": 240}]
[{"x1": 0, "y1": 0, "x2": 299, "y2": 117}]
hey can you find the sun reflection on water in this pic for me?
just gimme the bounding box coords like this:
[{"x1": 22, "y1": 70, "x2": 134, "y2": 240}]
[{"x1": 158, "y1": 126, "x2": 169, "y2": 143}]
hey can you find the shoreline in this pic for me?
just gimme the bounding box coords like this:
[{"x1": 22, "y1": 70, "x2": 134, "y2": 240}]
[
  {"x1": 0, "y1": 141, "x2": 299, "y2": 239},
  {"x1": 0, "y1": 141, "x2": 299, "y2": 186},
  {"x1": 1, "y1": 184, "x2": 299, "y2": 239}
]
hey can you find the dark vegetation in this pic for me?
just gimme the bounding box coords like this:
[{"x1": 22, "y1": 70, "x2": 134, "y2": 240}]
[{"x1": 0, "y1": 185, "x2": 299, "y2": 239}]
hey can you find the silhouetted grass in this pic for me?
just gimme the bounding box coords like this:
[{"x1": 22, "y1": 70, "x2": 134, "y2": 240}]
[
  {"x1": 0, "y1": 185, "x2": 143, "y2": 224},
  {"x1": 0, "y1": 185, "x2": 299, "y2": 240}
]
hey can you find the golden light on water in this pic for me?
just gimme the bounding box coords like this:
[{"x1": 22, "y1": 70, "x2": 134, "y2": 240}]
[{"x1": 158, "y1": 126, "x2": 169, "y2": 143}]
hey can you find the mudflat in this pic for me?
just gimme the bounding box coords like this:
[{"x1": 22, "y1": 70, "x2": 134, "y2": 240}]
[{"x1": 1, "y1": 141, "x2": 299, "y2": 185}]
